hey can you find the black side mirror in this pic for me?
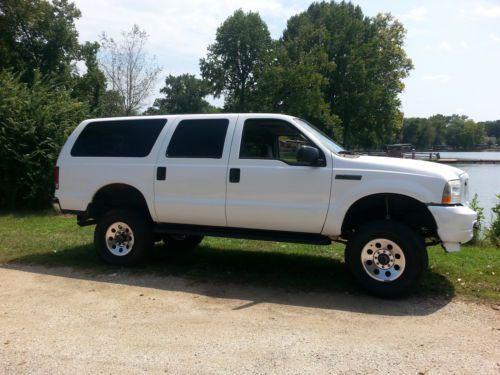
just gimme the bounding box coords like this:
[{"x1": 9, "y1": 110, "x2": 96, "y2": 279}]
[{"x1": 296, "y1": 145, "x2": 320, "y2": 165}]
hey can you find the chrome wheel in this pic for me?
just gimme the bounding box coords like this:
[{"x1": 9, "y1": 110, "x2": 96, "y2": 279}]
[
  {"x1": 360, "y1": 238, "x2": 406, "y2": 282},
  {"x1": 105, "y1": 222, "x2": 134, "y2": 256}
]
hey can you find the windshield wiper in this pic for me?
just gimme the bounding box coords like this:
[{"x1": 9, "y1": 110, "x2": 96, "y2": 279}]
[{"x1": 338, "y1": 150, "x2": 356, "y2": 155}]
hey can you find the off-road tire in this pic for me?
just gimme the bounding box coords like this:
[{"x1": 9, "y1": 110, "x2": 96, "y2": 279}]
[
  {"x1": 345, "y1": 220, "x2": 428, "y2": 298},
  {"x1": 94, "y1": 208, "x2": 153, "y2": 266}
]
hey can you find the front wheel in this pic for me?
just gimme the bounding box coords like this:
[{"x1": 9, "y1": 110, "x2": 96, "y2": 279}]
[{"x1": 345, "y1": 220, "x2": 428, "y2": 298}]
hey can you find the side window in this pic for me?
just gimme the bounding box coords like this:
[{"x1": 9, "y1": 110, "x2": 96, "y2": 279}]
[
  {"x1": 71, "y1": 119, "x2": 166, "y2": 157},
  {"x1": 167, "y1": 119, "x2": 229, "y2": 158},
  {"x1": 240, "y1": 119, "x2": 323, "y2": 165}
]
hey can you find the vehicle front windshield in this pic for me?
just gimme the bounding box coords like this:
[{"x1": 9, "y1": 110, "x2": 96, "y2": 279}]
[{"x1": 294, "y1": 118, "x2": 345, "y2": 154}]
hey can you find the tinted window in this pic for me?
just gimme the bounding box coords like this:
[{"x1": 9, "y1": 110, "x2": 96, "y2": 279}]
[
  {"x1": 240, "y1": 119, "x2": 324, "y2": 166},
  {"x1": 71, "y1": 119, "x2": 166, "y2": 157},
  {"x1": 167, "y1": 119, "x2": 229, "y2": 158}
]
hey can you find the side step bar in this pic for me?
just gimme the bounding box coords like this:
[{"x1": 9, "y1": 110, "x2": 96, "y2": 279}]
[{"x1": 154, "y1": 223, "x2": 331, "y2": 245}]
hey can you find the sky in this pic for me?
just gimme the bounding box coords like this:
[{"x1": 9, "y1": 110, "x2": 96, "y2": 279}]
[{"x1": 73, "y1": 0, "x2": 500, "y2": 121}]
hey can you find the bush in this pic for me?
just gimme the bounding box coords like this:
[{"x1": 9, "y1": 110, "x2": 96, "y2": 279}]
[
  {"x1": 0, "y1": 70, "x2": 87, "y2": 209},
  {"x1": 468, "y1": 194, "x2": 484, "y2": 243},
  {"x1": 488, "y1": 195, "x2": 500, "y2": 247}
]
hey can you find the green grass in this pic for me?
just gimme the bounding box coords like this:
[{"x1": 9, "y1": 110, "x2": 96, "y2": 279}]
[{"x1": 0, "y1": 211, "x2": 498, "y2": 303}]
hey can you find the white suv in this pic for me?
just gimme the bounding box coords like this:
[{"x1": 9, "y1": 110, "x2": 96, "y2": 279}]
[{"x1": 53, "y1": 113, "x2": 477, "y2": 297}]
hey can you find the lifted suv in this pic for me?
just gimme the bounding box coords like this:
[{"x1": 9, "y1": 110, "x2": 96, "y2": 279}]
[{"x1": 53, "y1": 114, "x2": 477, "y2": 297}]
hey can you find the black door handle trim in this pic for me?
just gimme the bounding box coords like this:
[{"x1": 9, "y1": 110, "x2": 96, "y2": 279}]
[
  {"x1": 229, "y1": 168, "x2": 240, "y2": 183},
  {"x1": 157, "y1": 166, "x2": 167, "y2": 181}
]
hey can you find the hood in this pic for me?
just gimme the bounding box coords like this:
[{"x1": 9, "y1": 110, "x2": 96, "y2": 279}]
[{"x1": 347, "y1": 155, "x2": 465, "y2": 181}]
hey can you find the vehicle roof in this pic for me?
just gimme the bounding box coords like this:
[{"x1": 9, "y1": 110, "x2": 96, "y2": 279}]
[{"x1": 83, "y1": 113, "x2": 296, "y2": 123}]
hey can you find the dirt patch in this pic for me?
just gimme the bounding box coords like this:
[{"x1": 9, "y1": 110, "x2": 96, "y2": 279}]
[{"x1": 0, "y1": 265, "x2": 499, "y2": 374}]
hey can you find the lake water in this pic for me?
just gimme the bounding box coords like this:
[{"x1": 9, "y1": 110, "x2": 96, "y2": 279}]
[{"x1": 441, "y1": 152, "x2": 500, "y2": 225}]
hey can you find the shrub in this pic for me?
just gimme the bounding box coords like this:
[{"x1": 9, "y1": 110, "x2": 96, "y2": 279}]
[
  {"x1": 487, "y1": 195, "x2": 500, "y2": 247},
  {"x1": 0, "y1": 70, "x2": 87, "y2": 209},
  {"x1": 468, "y1": 194, "x2": 484, "y2": 243}
]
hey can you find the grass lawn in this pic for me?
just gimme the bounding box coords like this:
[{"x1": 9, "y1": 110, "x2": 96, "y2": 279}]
[{"x1": 0, "y1": 211, "x2": 498, "y2": 303}]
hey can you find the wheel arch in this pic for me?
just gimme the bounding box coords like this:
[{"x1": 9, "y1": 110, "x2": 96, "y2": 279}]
[
  {"x1": 340, "y1": 193, "x2": 437, "y2": 239},
  {"x1": 89, "y1": 183, "x2": 153, "y2": 222}
]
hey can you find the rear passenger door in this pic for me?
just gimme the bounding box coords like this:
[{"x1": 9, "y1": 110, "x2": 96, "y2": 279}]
[{"x1": 154, "y1": 116, "x2": 236, "y2": 226}]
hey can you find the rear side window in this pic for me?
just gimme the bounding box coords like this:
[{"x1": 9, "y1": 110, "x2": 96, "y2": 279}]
[
  {"x1": 167, "y1": 119, "x2": 229, "y2": 158},
  {"x1": 71, "y1": 119, "x2": 166, "y2": 157}
]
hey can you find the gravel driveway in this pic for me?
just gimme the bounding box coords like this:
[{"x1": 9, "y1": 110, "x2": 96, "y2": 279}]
[{"x1": 0, "y1": 265, "x2": 499, "y2": 374}]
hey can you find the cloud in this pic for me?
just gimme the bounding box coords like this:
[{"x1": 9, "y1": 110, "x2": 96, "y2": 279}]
[
  {"x1": 401, "y1": 6, "x2": 428, "y2": 21},
  {"x1": 491, "y1": 33, "x2": 500, "y2": 43},
  {"x1": 423, "y1": 75, "x2": 453, "y2": 83},
  {"x1": 474, "y1": 3, "x2": 500, "y2": 18},
  {"x1": 73, "y1": 0, "x2": 305, "y2": 106},
  {"x1": 438, "y1": 41, "x2": 453, "y2": 51},
  {"x1": 74, "y1": 0, "x2": 302, "y2": 72}
]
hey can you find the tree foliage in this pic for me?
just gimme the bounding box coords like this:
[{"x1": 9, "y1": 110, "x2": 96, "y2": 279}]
[
  {"x1": 146, "y1": 74, "x2": 217, "y2": 114},
  {"x1": 250, "y1": 41, "x2": 342, "y2": 138},
  {"x1": 401, "y1": 115, "x2": 487, "y2": 150},
  {"x1": 200, "y1": 9, "x2": 272, "y2": 112},
  {"x1": 488, "y1": 195, "x2": 500, "y2": 247},
  {"x1": 0, "y1": 0, "x2": 106, "y2": 208},
  {"x1": 72, "y1": 41, "x2": 107, "y2": 116},
  {"x1": 479, "y1": 120, "x2": 500, "y2": 146},
  {"x1": 0, "y1": 0, "x2": 82, "y2": 84},
  {"x1": 281, "y1": 2, "x2": 413, "y2": 148},
  {"x1": 0, "y1": 0, "x2": 107, "y2": 116},
  {"x1": 482, "y1": 120, "x2": 500, "y2": 138},
  {"x1": 99, "y1": 25, "x2": 161, "y2": 116},
  {"x1": 0, "y1": 71, "x2": 87, "y2": 208},
  {"x1": 196, "y1": 2, "x2": 413, "y2": 144}
]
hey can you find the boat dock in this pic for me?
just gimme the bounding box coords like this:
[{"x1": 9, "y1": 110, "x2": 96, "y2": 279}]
[
  {"x1": 433, "y1": 158, "x2": 500, "y2": 164},
  {"x1": 404, "y1": 152, "x2": 500, "y2": 164},
  {"x1": 365, "y1": 151, "x2": 500, "y2": 164}
]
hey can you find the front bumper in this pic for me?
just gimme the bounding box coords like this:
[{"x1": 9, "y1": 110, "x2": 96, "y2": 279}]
[{"x1": 428, "y1": 204, "x2": 477, "y2": 252}]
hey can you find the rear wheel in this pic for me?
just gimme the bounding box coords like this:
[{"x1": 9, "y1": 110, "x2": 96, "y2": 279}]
[
  {"x1": 162, "y1": 234, "x2": 204, "y2": 250},
  {"x1": 94, "y1": 208, "x2": 153, "y2": 266},
  {"x1": 345, "y1": 220, "x2": 427, "y2": 298}
]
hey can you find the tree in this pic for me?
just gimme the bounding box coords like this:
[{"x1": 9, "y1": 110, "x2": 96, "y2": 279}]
[
  {"x1": 72, "y1": 42, "x2": 106, "y2": 116},
  {"x1": 146, "y1": 74, "x2": 217, "y2": 114},
  {"x1": 401, "y1": 118, "x2": 432, "y2": 149},
  {"x1": 99, "y1": 25, "x2": 161, "y2": 116},
  {"x1": 484, "y1": 120, "x2": 500, "y2": 138},
  {"x1": 445, "y1": 115, "x2": 485, "y2": 149},
  {"x1": 0, "y1": 0, "x2": 108, "y2": 116},
  {"x1": 200, "y1": 9, "x2": 272, "y2": 112},
  {"x1": 401, "y1": 114, "x2": 487, "y2": 150},
  {"x1": 0, "y1": 0, "x2": 81, "y2": 84},
  {"x1": 283, "y1": 2, "x2": 413, "y2": 149},
  {"x1": 99, "y1": 90, "x2": 126, "y2": 117},
  {"x1": 251, "y1": 40, "x2": 341, "y2": 138},
  {"x1": 0, "y1": 70, "x2": 87, "y2": 209},
  {"x1": 427, "y1": 114, "x2": 448, "y2": 146}
]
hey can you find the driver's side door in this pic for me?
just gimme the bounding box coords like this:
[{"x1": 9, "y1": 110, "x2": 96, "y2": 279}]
[{"x1": 226, "y1": 117, "x2": 333, "y2": 233}]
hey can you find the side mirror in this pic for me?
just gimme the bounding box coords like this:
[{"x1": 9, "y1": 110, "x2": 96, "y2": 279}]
[{"x1": 296, "y1": 145, "x2": 320, "y2": 165}]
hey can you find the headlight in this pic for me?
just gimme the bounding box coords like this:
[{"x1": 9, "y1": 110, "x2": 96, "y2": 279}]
[{"x1": 442, "y1": 180, "x2": 461, "y2": 204}]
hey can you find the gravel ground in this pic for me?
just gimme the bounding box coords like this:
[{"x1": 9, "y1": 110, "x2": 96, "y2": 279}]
[{"x1": 0, "y1": 265, "x2": 499, "y2": 374}]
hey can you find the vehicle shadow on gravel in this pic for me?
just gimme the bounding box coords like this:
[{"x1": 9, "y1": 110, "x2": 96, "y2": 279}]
[{"x1": 2, "y1": 242, "x2": 455, "y2": 316}]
